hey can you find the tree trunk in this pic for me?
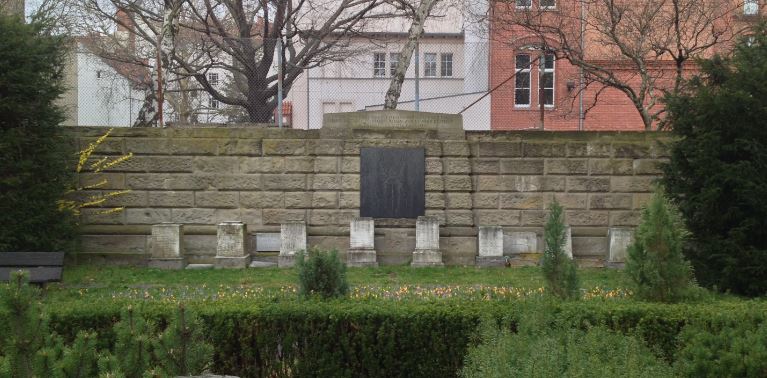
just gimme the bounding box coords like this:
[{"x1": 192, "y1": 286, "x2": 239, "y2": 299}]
[
  {"x1": 384, "y1": 0, "x2": 439, "y2": 110},
  {"x1": 156, "y1": 0, "x2": 182, "y2": 126}
]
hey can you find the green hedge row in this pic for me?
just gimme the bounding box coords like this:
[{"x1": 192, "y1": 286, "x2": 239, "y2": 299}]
[{"x1": 40, "y1": 299, "x2": 767, "y2": 377}]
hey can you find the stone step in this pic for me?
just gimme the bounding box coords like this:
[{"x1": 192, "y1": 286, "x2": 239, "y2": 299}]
[
  {"x1": 186, "y1": 264, "x2": 214, "y2": 270},
  {"x1": 249, "y1": 261, "x2": 278, "y2": 268},
  {"x1": 251, "y1": 253, "x2": 278, "y2": 263},
  {"x1": 575, "y1": 258, "x2": 606, "y2": 268}
]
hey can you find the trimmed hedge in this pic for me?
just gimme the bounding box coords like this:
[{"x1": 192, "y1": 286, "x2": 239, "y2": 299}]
[{"x1": 34, "y1": 299, "x2": 767, "y2": 377}]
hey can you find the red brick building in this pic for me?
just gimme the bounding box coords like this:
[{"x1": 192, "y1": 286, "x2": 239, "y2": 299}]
[{"x1": 488, "y1": 0, "x2": 753, "y2": 130}]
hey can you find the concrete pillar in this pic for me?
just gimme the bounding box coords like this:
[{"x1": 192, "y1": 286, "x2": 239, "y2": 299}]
[
  {"x1": 476, "y1": 225, "x2": 506, "y2": 267},
  {"x1": 411, "y1": 216, "x2": 443, "y2": 267},
  {"x1": 148, "y1": 223, "x2": 186, "y2": 269},
  {"x1": 347, "y1": 217, "x2": 378, "y2": 267},
  {"x1": 214, "y1": 221, "x2": 250, "y2": 269},
  {"x1": 278, "y1": 221, "x2": 306, "y2": 268},
  {"x1": 608, "y1": 228, "x2": 635, "y2": 267}
]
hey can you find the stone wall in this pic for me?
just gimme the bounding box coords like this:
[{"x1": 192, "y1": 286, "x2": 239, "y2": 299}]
[{"x1": 71, "y1": 122, "x2": 669, "y2": 266}]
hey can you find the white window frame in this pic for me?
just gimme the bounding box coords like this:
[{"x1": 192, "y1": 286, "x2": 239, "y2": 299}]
[
  {"x1": 208, "y1": 98, "x2": 219, "y2": 109},
  {"x1": 540, "y1": 0, "x2": 556, "y2": 9},
  {"x1": 389, "y1": 53, "x2": 400, "y2": 77},
  {"x1": 516, "y1": 0, "x2": 532, "y2": 9},
  {"x1": 208, "y1": 72, "x2": 219, "y2": 86},
  {"x1": 424, "y1": 53, "x2": 437, "y2": 77},
  {"x1": 440, "y1": 53, "x2": 453, "y2": 77},
  {"x1": 745, "y1": 0, "x2": 759, "y2": 15},
  {"x1": 514, "y1": 53, "x2": 531, "y2": 107},
  {"x1": 373, "y1": 52, "x2": 386, "y2": 77},
  {"x1": 538, "y1": 53, "x2": 555, "y2": 107}
]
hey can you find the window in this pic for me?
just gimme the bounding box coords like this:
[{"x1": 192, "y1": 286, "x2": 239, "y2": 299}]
[
  {"x1": 539, "y1": 53, "x2": 555, "y2": 106},
  {"x1": 209, "y1": 98, "x2": 219, "y2": 109},
  {"x1": 515, "y1": 54, "x2": 531, "y2": 106},
  {"x1": 96, "y1": 70, "x2": 102, "y2": 79},
  {"x1": 208, "y1": 72, "x2": 219, "y2": 86},
  {"x1": 516, "y1": 0, "x2": 531, "y2": 8},
  {"x1": 441, "y1": 53, "x2": 453, "y2": 77},
  {"x1": 745, "y1": 0, "x2": 758, "y2": 15},
  {"x1": 373, "y1": 53, "x2": 386, "y2": 77},
  {"x1": 540, "y1": 0, "x2": 556, "y2": 8},
  {"x1": 389, "y1": 53, "x2": 400, "y2": 76},
  {"x1": 747, "y1": 35, "x2": 757, "y2": 46},
  {"x1": 424, "y1": 53, "x2": 437, "y2": 77}
]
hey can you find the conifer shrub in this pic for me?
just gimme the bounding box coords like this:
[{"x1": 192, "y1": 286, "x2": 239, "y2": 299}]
[
  {"x1": 662, "y1": 26, "x2": 767, "y2": 296},
  {"x1": 153, "y1": 304, "x2": 213, "y2": 376},
  {"x1": 541, "y1": 200, "x2": 579, "y2": 300},
  {"x1": 625, "y1": 188, "x2": 693, "y2": 303},
  {"x1": 674, "y1": 321, "x2": 767, "y2": 378},
  {"x1": 0, "y1": 16, "x2": 76, "y2": 252},
  {"x1": 296, "y1": 247, "x2": 349, "y2": 299}
]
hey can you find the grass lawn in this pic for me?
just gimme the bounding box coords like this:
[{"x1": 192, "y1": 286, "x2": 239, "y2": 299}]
[{"x1": 60, "y1": 265, "x2": 627, "y2": 290}]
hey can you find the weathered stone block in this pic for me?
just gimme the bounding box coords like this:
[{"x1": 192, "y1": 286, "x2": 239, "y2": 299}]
[
  {"x1": 471, "y1": 159, "x2": 499, "y2": 174},
  {"x1": 633, "y1": 159, "x2": 665, "y2": 175},
  {"x1": 125, "y1": 209, "x2": 171, "y2": 224},
  {"x1": 341, "y1": 157, "x2": 360, "y2": 173},
  {"x1": 477, "y1": 142, "x2": 522, "y2": 157},
  {"x1": 285, "y1": 157, "x2": 315, "y2": 173},
  {"x1": 567, "y1": 177, "x2": 610, "y2": 192},
  {"x1": 520, "y1": 210, "x2": 548, "y2": 226},
  {"x1": 546, "y1": 159, "x2": 588, "y2": 175},
  {"x1": 572, "y1": 236, "x2": 608, "y2": 257},
  {"x1": 476, "y1": 175, "x2": 502, "y2": 191},
  {"x1": 171, "y1": 208, "x2": 215, "y2": 224},
  {"x1": 523, "y1": 142, "x2": 566, "y2": 157},
  {"x1": 126, "y1": 174, "x2": 213, "y2": 190},
  {"x1": 442, "y1": 141, "x2": 471, "y2": 156},
  {"x1": 504, "y1": 232, "x2": 538, "y2": 254},
  {"x1": 339, "y1": 192, "x2": 360, "y2": 208},
  {"x1": 426, "y1": 193, "x2": 446, "y2": 209},
  {"x1": 81, "y1": 208, "x2": 126, "y2": 225},
  {"x1": 633, "y1": 193, "x2": 652, "y2": 209},
  {"x1": 103, "y1": 191, "x2": 147, "y2": 208},
  {"x1": 608, "y1": 228, "x2": 635, "y2": 266},
  {"x1": 552, "y1": 193, "x2": 588, "y2": 210},
  {"x1": 240, "y1": 209, "x2": 262, "y2": 226},
  {"x1": 311, "y1": 174, "x2": 341, "y2": 190},
  {"x1": 195, "y1": 191, "x2": 238, "y2": 208},
  {"x1": 263, "y1": 174, "x2": 306, "y2": 190},
  {"x1": 214, "y1": 175, "x2": 261, "y2": 190},
  {"x1": 609, "y1": 211, "x2": 642, "y2": 226},
  {"x1": 217, "y1": 138, "x2": 262, "y2": 156},
  {"x1": 475, "y1": 210, "x2": 520, "y2": 226},
  {"x1": 309, "y1": 210, "x2": 357, "y2": 226},
  {"x1": 500, "y1": 193, "x2": 545, "y2": 209},
  {"x1": 610, "y1": 176, "x2": 656, "y2": 192},
  {"x1": 262, "y1": 209, "x2": 306, "y2": 224},
  {"x1": 589, "y1": 194, "x2": 633, "y2": 210},
  {"x1": 425, "y1": 175, "x2": 445, "y2": 191},
  {"x1": 240, "y1": 157, "x2": 285, "y2": 173},
  {"x1": 473, "y1": 193, "x2": 499, "y2": 209},
  {"x1": 193, "y1": 157, "x2": 239, "y2": 174},
  {"x1": 614, "y1": 143, "x2": 650, "y2": 158},
  {"x1": 284, "y1": 192, "x2": 312, "y2": 208},
  {"x1": 508, "y1": 176, "x2": 566, "y2": 192},
  {"x1": 589, "y1": 159, "x2": 633, "y2": 175},
  {"x1": 312, "y1": 192, "x2": 338, "y2": 208},
  {"x1": 444, "y1": 158, "x2": 471, "y2": 174},
  {"x1": 215, "y1": 221, "x2": 250, "y2": 269},
  {"x1": 426, "y1": 158, "x2": 444, "y2": 174},
  {"x1": 98, "y1": 156, "x2": 193, "y2": 173},
  {"x1": 500, "y1": 159, "x2": 545, "y2": 174},
  {"x1": 341, "y1": 175, "x2": 360, "y2": 190},
  {"x1": 586, "y1": 142, "x2": 613, "y2": 157},
  {"x1": 80, "y1": 172, "x2": 125, "y2": 189},
  {"x1": 149, "y1": 223, "x2": 186, "y2": 269},
  {"x1": 148, "y1": 191, "x2": 194, "y2": 207},
  {"x1": 263, "y1": 139, "x2": 306, "y2": 155},
  {"x1": 446, "y1": 210, "x2": 474, "y2": 226},
  {"x1": 446, "y1": 193, "x2": 472, "y2": 209},
  {"x1": 566, "y1": 210, "x2": 609, "y2": 226},
  {"x1": 412, "y1": 216, "x2": 443, "y2": 267},
  {"x1": 307, "y1": 139, "x2": 343, "y2": 155},
  {"x1": 279, "y1": 221, "x2": 306, "y2": 267},
  {"x1": 239, "y1": 192, "x2": 284, "y2": 208},
  {"x1": 314, "y1": 157, "x2": 338, "y2": 173}
]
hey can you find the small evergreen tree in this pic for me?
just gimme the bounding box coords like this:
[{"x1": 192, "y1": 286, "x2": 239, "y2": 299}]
[
  {"x1": 625, "y1": 188, "x2": 693, "y2": 302},
  {"x1": 296, "y1": 247, "x2": 350, "y2": 299},
  {"x1": 662, "y1": 25, "x2": 767, "y2": 296},
  {"x1": 0, "y1": 16, "x2": 76, "y2": 252},
  {"x1": 542, "y1": 200, "x2": 579, "y2": 300},
  {"x1": 153, "y1": 304, "x2": 213, "y2": 376},
  {"x1": 0, "y1": 271, "x2": 50, "y2": 377},
  {"x1": 112, "y1": 306, "x2": 154, "y2": 378}
]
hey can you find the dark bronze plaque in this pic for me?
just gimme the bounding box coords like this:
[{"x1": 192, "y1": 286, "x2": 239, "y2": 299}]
[{"x1": 360, "y1": 147, "x2": 425, "y2": 218}]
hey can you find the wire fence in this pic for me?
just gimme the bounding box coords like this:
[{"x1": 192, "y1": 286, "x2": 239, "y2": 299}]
[{"x1": 58, "y1": 38, "x2": 492, "y2": 130}]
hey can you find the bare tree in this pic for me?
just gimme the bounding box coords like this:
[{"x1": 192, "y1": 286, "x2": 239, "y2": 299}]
[
  {"x1": 383, "y1": 0, "x2": 440, "y2": 109},
  {"x1": 78, "y1": 0, "x2": 390, "y2": 123},
  {"x1": 485, "y1": 0, "x2": 744, "y2": 130}
]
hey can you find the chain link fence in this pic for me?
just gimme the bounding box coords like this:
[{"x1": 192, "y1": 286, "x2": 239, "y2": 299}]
[{"x1": 58, "y1": 37, "x2": 491, "y2": 130}]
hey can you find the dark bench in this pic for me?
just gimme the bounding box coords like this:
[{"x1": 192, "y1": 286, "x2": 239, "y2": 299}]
[{"x1": 0, "y1": 252, "x2": 65, "y2": 284}]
